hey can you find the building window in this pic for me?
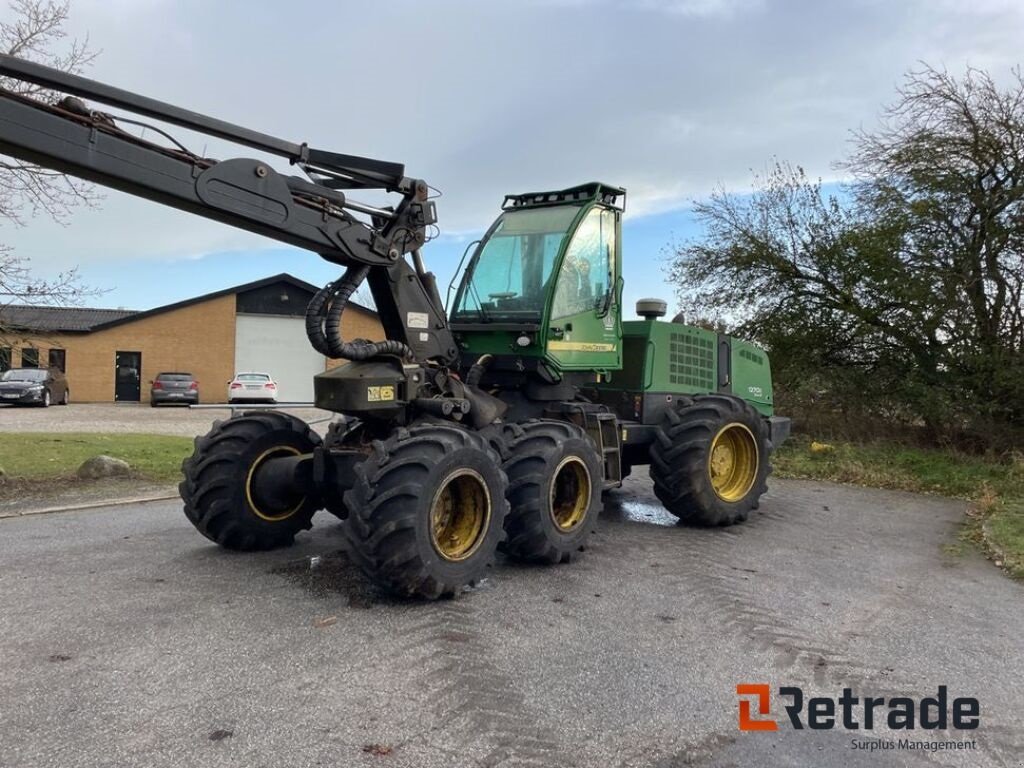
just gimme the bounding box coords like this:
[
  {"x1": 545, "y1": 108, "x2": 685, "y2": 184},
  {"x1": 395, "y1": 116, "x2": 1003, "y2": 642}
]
[
  {"x1": 0, "y1": 347, "x2": 10, "y2": 372},
  {"x1": 20, "y1": 347, "x2": 39, "y2": 368},
  {"x1": 48, "y1": 348, "x2": 66, "y2": 372}
]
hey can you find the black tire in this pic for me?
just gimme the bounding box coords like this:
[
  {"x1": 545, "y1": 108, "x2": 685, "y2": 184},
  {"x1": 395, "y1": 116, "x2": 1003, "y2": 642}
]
[
  {"x1": 60, "y1": 389, "x2": 69, "y2": 405},
  {"x1": 179, "y1": 412, "x2": 322, "y2": 550},
  {"x1": 649, "y1": 394, "x2": 770, "y2": 526},
  {"x1": 342, "y1": 424, "x2": 509, "y2": 599},
  {"x1": 39, "y1": 390, "x2": 50, "y2": 408},
  {"x1": 501, "y1": 419, "x2": 603, "y2": 564}
]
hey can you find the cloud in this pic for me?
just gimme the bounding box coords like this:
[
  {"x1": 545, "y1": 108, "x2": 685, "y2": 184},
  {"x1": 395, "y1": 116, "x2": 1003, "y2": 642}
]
[
  {"x1": 1, "y1": 0, "x2": 1022, "y2": 271},
  {"x1": 534, "y1": 0, "x2": 761, "y2": 17},
  {"x1": 633, "y1": 0, "x2": 761, "y2": 17}
]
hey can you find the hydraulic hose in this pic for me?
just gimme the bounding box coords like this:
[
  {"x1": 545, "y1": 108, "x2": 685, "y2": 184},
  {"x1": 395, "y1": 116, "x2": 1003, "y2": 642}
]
[
  {"x1": 305, "y1": 266, "x2": 414, "y2": 361},
  {"x1": 465, "y1": 354, "x2": 494, "y2": 387}
]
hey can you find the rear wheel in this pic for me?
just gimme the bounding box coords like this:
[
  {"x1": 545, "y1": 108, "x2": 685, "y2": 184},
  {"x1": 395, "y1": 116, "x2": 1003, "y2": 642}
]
[
  {"x1": 649, "y1": 394, "x2": 770, "y2": 526},
  {"x1": 342, "y1": 424, "x2": 508, "y2": 599},
  {"x1": 60, "y1": 389, "x2": 69, "y2": 405},
  {"x1": 501, "y1": 420, "x2": 603, "y2": 564},
  {"x1": 179, "y1": 412, "x2": 321, "y2": 550}
]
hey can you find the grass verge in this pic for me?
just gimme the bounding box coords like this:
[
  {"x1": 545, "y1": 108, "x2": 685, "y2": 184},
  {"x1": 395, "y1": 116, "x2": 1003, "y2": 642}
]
[
  {"x1": 0, "y1": 432, "x2": 193, "y2": 485},
  {"x1": 774, "y1": 436, "x2": 1024, "y2": 579}
]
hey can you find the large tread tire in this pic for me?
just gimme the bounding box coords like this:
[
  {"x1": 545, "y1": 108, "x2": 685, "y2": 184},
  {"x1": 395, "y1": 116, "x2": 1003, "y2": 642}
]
[
  {"x1": 179, "y1": 411, "x2": 322, "y2": 550},
  {"x1": 341, "y1": 424, "x2": 509, "y2": 599},
  {"x1": 649, "y1": 394, "x2": 771, "y2": 526},
  {"x1": 501, "y1": 419, "x2": 603, "y2": 564}
]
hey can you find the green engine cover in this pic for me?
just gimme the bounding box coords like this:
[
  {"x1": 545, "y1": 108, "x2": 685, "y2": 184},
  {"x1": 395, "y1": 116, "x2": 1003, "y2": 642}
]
[
  {"x1": 729, "y1": 337, "x2": 774, "y2": 414},
  {"x1": 593, "y1": 319, "x2": 775, "y2": 420}
]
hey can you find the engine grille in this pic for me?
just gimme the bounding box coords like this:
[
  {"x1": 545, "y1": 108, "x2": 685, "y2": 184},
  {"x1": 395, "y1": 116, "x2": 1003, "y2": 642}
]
[{"x1": 669, "y1": 331, "x2": 715, "y2": 390}]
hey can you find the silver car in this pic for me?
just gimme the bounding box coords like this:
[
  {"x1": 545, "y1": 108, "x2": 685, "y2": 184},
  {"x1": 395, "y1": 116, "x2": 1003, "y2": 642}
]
[{"x1": 150, "y1": 372, "x2": 199, "y2": 407}]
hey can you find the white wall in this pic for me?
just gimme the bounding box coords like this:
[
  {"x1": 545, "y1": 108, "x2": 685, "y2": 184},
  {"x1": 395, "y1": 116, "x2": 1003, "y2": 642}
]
[{"x1": 234, "y1": 314, "x2": 325, "y2": 402}]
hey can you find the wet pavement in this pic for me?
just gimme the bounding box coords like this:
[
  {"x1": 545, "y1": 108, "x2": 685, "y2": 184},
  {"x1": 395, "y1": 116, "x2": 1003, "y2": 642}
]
[{"x1": 0, "y1": 475, "x2": 1021, "y2": 767}]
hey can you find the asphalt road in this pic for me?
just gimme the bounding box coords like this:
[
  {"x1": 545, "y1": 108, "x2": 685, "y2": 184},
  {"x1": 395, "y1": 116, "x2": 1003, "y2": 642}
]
[{"x1": 1, "y1": 476, "x2": 1021, "y2": 768}]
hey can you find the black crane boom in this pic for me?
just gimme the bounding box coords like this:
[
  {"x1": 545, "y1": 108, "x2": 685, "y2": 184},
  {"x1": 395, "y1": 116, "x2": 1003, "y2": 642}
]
[{"x1": 0, "y1": 54, "x2": 457, "y2": 365}]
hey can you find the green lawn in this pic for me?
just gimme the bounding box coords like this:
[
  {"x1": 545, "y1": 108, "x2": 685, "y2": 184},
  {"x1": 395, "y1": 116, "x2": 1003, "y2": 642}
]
[
  {"x1": 774, "y1": 436, "x2": 1024, "y2": 578},
  {"x1": 0, "y1": 433, "x2": 194, "y2": 484}
]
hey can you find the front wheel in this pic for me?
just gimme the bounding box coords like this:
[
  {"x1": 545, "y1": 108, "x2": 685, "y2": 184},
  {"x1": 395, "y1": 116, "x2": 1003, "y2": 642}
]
[
  {"x1": 649, "y1": 394, "x2": 770, "y2": 526},
  {"x1": 39, "y1": 390, "x2": 50, "y2": 408},
  {"x1": 179, "y1": 412, "x2": 322, "y2": 550},
  {"x1": 342, "y1": 424, "x2": 509, "y2": 599}
]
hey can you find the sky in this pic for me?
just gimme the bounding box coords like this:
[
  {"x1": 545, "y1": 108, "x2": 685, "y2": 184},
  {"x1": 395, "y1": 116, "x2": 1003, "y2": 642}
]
[{"x1": 2, "y1": 0, "x2": 1023, "y2": 316}]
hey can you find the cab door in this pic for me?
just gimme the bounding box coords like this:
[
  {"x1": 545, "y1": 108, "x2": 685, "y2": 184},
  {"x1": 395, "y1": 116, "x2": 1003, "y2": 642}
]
[{"x1": 545, "y1": 206, "x2": 621, "y2": 371}]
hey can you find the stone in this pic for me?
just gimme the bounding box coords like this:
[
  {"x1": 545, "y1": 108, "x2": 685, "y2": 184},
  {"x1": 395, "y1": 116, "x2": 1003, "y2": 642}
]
[{"x1": 76, "y1": 455, "x2": 131, "y2": 480}]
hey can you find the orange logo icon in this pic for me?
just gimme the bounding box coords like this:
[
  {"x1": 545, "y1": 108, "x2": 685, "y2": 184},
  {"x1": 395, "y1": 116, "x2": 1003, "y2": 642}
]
[{"x1": 737, "y1": 684, "x2": 778, "y2": 731}]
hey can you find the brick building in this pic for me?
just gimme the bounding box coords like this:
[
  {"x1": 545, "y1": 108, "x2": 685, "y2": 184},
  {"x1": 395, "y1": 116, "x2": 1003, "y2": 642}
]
[{"x1": 0, "y1": 274, "x2": 382, "y2": 403}]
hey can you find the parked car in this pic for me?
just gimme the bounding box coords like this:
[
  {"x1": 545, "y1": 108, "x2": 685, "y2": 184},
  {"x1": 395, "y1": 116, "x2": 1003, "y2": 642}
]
[
  {"x1": 0, "y1": 367, "x2": 69, "y2": 407},
  {"x1": 228, "y1": 372, "x2": 278, "y2": 403},
  {"x1": 150, "y1": 371, "x2": 199, "y2": 407}
]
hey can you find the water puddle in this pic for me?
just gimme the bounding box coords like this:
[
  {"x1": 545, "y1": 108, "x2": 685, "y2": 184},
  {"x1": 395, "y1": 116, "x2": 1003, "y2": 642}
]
[{"x1": 603, "y1": 494, "x2": 679, "y2": 527}]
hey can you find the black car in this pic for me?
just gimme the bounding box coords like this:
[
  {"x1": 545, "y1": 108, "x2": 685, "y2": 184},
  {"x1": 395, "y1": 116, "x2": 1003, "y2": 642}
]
[
  {"x1": 150, "y1": 371, "x2": 199, "y2": 406},
  {"x1": 0, "y1": 367, "x2": 69, "y2": 407}
]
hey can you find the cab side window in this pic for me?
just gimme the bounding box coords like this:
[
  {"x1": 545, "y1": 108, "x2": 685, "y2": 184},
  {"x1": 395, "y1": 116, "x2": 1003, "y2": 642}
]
[{"x1": 551, "y1": 208, "x2": 615, "y2": 320}]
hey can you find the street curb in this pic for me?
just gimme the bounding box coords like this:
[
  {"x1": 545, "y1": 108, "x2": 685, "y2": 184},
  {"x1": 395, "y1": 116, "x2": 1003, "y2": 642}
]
[
  {"x1": 0, "y1": 493, "x2": 179, "y2": 519},
  {"x1": 981, "y1": 518, "x2": 1017, "y2": 575}
]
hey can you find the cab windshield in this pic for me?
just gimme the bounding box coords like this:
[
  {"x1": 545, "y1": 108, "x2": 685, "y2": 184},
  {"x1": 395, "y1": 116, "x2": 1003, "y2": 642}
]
[{"x1": 451, "y1": 205, "x2": 580, "y2": 322}]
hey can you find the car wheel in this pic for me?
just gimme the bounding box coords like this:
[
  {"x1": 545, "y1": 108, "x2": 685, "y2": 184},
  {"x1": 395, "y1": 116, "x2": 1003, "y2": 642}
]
[
  {"x1": 60, "y1": 389, "x2": 69, "y2": 405},
  {"x1": 40, "y1": 390, "x2": 51, "y2": 408}
]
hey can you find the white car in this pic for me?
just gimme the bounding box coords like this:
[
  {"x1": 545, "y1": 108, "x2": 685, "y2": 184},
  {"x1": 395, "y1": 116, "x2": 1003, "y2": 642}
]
[{"x1": 228, "y1": 372, "x2": 278, "y2": 403}]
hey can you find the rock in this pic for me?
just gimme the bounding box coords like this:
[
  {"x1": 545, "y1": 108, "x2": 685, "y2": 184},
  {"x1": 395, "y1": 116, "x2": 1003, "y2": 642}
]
[{"x1": 76, "y1": 455, "x2": 131, "y2": 480}]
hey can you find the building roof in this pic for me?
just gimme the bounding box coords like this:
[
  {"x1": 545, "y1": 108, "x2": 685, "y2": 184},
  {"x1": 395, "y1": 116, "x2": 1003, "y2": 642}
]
[
  {"x1": 0, "y1": 305, "x2": 137, "y2": 333},
  {"x1": 0, "y1": 273, "x2": 376, "y2": 334}
]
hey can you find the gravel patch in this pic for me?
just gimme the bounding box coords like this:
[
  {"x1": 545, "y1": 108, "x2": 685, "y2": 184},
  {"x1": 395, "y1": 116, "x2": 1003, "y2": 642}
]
[{"x1": 0, "y1": 403, "x2": 340, "y2": 437}]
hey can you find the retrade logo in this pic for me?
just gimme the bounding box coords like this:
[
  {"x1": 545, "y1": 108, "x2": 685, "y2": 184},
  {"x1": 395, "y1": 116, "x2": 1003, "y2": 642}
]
[{"x1": 736, "y1": 684, "x2": 980, "y2": 732}]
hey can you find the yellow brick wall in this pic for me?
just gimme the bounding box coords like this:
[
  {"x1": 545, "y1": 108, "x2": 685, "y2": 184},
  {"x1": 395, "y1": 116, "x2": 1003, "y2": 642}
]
[
  {"x1": 8, "y1": 298, "x2": 384, "y2": 402},
  {"x1": 14, "y1": 294, "x2": 237, "y2": 403}
]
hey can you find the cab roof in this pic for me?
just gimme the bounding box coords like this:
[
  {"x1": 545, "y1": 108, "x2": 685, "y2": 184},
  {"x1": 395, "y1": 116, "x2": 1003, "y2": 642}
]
[{"x1": 502, "y1": 182, "x2": 625, "y2": 212}]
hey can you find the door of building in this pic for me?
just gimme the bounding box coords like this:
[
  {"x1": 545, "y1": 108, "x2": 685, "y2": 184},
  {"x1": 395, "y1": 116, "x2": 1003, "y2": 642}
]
[{"x1": 114, "y1": 351, "x2": 142, "y2": 401}]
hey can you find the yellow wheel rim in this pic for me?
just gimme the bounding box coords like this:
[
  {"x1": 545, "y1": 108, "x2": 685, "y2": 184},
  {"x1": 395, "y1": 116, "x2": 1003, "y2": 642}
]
[
  {"x1": 245, "y1": 445, "x2": 305, "y2": 522},
  {"x1": 430, "y1": 468, "x2": 491, "y2": 562},
  {"x1": 708, "y1": 423, "x2": 759, "y2": 502},
  {"x1": 549, "y1": 456, "x2": 591, "y2": 532}
]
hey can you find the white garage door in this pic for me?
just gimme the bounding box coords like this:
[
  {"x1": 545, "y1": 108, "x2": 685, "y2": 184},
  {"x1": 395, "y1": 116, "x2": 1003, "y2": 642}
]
[{"x1": 234, "y1": 314, "x2": 325, "y2": 402}]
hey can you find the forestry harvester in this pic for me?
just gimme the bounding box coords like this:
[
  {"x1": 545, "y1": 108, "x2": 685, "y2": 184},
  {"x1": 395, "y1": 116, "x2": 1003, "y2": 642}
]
[{"x1": 0, "y1": 56, "x2": 790, "y2": 598}]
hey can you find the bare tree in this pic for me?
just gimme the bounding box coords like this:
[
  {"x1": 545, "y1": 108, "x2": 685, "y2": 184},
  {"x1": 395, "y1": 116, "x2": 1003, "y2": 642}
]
[{"x1": 0, "y1": 0, "x2": 99, "y2": 319}]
